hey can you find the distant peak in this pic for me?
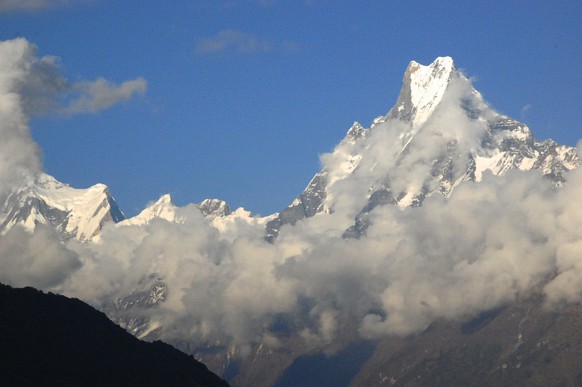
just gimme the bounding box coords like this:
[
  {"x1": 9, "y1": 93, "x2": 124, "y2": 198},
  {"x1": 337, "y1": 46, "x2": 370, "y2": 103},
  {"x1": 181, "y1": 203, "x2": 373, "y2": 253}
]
[{"x1": 197, "y1": 198, "x2": 232, "y2": 218}]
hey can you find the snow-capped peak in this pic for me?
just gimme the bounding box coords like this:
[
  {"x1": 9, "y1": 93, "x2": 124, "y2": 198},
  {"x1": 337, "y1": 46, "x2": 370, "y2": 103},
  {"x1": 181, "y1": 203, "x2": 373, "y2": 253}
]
[
  {"x1": 120, "y1": 194, "x2": 179, "y2": 226},
  {"x1": 266, "y1": 56, "x2": 580, "y2": 240},
  {"x1": 0, "y1": 172, "x2": 124, "y2": 240},
  {"x1": 388, "y1": 56, "x2": 457, "y2": 127}
]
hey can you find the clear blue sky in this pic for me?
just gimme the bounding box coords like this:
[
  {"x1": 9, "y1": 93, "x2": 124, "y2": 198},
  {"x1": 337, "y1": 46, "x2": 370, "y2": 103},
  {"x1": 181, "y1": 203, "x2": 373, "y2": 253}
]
[{"x1": 1, "y1": 0, "x2": 581, "y2": 216}]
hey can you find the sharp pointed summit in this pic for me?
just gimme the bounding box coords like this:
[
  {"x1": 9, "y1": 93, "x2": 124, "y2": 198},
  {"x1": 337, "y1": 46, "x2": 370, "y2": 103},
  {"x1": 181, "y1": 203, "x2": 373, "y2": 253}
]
[{"x1": 387, "y1": 56, "x2": 458, "y2": 126}]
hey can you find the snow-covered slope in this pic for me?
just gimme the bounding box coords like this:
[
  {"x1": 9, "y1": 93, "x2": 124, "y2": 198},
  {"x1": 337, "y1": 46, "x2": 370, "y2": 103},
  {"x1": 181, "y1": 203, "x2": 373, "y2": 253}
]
[
  {"x1": 267, "y1": 57, "x2": 580, "y2": 239},
  {"x1": 118, "y1": 194, "x2": 182, "y2": 226},
  {"x1": 0, "y1": 173, "x2": 124, "y2": 241}
]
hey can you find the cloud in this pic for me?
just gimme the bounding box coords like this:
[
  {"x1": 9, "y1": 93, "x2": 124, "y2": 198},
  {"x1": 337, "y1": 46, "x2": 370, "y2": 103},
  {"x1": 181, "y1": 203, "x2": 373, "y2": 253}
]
[
  {"x1": 281, "y1": 40, "x2": 301, "y2": 54},
  {"x1": 0, "y1": 37, "x2": 146, "y2": 117},
  {"x1": 0, "y1": 37, "x2": 146, "y2": 196},
  {"x1": 0, "y1": 38, "x2": 45, "y2": 192},
  {"x1": 0, "y1": 226, "x2": 81, "y2": 289},
  {"x1": 63, "y1": 77, "x2": 147, "y2": 114},
  {"x1": 194, "y1": 30, "x2": 300, "y2": 56},
  {"x1": 520, "y1": 103, "x2": 533, "y2": 120},
  {"x1": 0, "y1": 0, "x2": 80, "y2": 12},
  {"x1": 195, "y1": 29, "x2": 272, "y2": 55}
]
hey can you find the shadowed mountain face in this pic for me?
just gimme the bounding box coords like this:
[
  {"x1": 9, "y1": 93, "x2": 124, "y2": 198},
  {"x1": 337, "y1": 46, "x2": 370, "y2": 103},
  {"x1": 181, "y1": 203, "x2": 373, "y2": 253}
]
[
  {"x1": 193, "y1": 294, "x2": 582, "y2": 387},
  {"x1": 0, "y1": 283, "x2": 229, "y2": 387},
  {"x1": 351, "y1": 295, "x2": 582, "y2": 387}
]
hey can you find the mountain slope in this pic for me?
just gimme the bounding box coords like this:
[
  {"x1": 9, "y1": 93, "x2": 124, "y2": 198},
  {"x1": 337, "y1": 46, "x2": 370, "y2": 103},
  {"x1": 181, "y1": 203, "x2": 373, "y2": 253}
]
[
  {"x1": 0, "y1": 282, "x2": 229, "y2": 387},
  {"x1": 351, "y1": 295, "x2": 582, "y2": 387}
]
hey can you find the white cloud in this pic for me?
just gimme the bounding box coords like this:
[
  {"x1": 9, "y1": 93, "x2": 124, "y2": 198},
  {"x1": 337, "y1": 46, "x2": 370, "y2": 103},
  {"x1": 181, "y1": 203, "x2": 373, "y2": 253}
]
[
  {"x1": 63, "y1": 77, "x2": 147, "y2": 114},
  {"x1": 0, "y1": 226, "x2": 81, "y2": 289},
  {"x1": 0, "y1": 38, "x2": 45, "y2": 192}
]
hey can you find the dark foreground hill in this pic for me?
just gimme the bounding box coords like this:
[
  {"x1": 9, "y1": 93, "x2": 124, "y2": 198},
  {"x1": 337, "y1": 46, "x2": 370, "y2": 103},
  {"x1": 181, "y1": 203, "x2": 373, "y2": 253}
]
[{"x1": 0, "y1": 283, "x2": 229, "y2": 387}]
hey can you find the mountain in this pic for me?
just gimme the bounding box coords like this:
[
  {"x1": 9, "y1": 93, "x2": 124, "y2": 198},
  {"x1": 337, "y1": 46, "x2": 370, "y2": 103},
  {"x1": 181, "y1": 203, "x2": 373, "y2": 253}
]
[
  {"x1": 1, "y1": 57, "x2": 577, "y2": 242},
  {"x1": 0, "y1": 282, "x2": 229, "y2": 387},
  {"x1": 266, "y1": 57, "x2": 579, "y2": 239},
  {"x1": 118, "y1": 194, "x2": 182, "y2": 226},
  {"x1": 0, "y1": 172, "x2": 125, "y2": 241},
  {"x1": 0, "y1": 174, "x2": 242, "y2": 240},
  {"x1": 1, "y1": 56, "x2": 580, "y2": 386},
  {"x1": 192, "y1": 57, "x2": 582, "y2": 384}
]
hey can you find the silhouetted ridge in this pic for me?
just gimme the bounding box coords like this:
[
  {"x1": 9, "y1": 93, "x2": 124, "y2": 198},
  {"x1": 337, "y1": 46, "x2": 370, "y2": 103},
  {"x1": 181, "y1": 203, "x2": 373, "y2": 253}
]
[{"x1": 0, "y1": 283, "x2": 229, "y2": 387}]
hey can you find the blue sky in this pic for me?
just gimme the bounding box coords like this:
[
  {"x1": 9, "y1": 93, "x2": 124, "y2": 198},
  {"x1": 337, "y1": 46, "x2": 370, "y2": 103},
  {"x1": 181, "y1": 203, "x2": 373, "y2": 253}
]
[{"x1": 1, "y1": 0, "x2": 581, "y2": 216}]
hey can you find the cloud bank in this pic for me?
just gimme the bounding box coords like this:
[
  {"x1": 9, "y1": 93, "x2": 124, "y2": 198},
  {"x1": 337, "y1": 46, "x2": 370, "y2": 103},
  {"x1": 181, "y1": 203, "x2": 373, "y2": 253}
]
[{"x1": 1, "y1": 37, "x2": 582, "y2": 352}]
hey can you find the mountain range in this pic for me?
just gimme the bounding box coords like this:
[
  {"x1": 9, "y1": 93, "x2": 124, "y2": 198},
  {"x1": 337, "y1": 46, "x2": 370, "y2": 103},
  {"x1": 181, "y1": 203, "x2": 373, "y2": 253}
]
[
  {"x1": 1, "y1": 57, "x2": 581, "y2": 386},
  {"x1": 2, "y1": 57, "x2": 576, "y2": 243}
]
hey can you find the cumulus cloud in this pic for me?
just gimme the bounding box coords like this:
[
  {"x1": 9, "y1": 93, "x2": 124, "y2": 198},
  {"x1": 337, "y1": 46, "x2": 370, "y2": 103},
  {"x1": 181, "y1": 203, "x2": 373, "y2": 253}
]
[
  {"x1": 0, "y1": 226, "x2": 81, "y2": 289},
  {"x1": 0, "y1": 38, "x2": 44, "y2": 192}
]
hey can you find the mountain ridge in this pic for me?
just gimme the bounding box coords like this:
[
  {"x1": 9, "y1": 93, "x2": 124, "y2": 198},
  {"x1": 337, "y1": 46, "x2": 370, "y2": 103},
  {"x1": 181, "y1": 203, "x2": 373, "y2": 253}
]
[
  {"x1": 0, "y1": 282, "x2": 229, "y2": 386},
  {"x1": 266, "y1": 57, "x2": 579, "y2": 239}
]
